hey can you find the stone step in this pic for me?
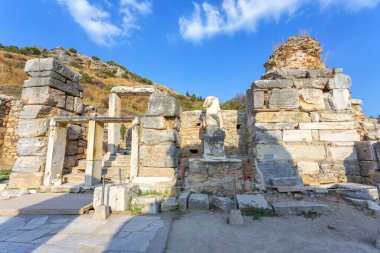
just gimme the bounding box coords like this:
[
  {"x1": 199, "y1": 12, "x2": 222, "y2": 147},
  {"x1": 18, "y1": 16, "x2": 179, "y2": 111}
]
[
  {"x1": 271, "y1": 176, "x2": 303, "y2": 187},
  {"x1": 104, "y1": 154, "x2": 131, "y2": 161},
  {"x1": 237, "y1": 194, "x2": 272, "y2": 213},
  {"x1": 51, "y1": 183, "x2": 84, "y2": 193},
  {"x1": 78, "y1": 159, "x2": 87, "y2": 168},
  {"x1": 272, "y1": 201, "x2": 330, "y2": 216},
  {"x1": 276, "y1": 185, "x2": 312, "y2": 193},
  {"x1": 132, "y1": 177, "x2": 174, "y2": 192},
  {"x1": 336, "y1": 183, "x2": 379, "y2": 201},
  {"x1": 103, "y1": 160, "x2": 130, "y2": 167},
  {"x1": 63, "y1": 173, "x2": 85, "y2": 184},
  {"x1": 102, "y1": 167, "x2": 130, "y2": 182},
  {"x1": 72, "y1": 166, "x2": 85, "y2": 174}
]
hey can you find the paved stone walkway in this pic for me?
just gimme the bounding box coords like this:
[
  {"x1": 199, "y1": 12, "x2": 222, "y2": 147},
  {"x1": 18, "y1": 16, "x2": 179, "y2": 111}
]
[{"x1": 0, "y1": 214, "x2": 171, "y2": 253}]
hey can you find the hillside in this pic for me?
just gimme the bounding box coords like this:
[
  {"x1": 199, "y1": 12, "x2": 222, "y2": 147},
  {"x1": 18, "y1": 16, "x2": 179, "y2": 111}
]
[{"x1": 0, "y1": 44, "x2": 205, "y2": 115}]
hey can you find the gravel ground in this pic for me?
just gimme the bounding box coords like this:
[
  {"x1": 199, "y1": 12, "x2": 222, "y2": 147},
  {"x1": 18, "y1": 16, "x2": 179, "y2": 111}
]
[{"x1": 165, "y1": 194, "x2": 380, "y2": 253}]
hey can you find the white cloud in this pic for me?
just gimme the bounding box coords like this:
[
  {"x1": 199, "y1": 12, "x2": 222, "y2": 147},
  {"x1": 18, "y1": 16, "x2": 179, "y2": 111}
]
[
  {"x1": 57, "y1": 0, "x2": 152, "y2": 46},
  {"x1": 179, "y1": 0, "x2": 380, "y2": 43}
]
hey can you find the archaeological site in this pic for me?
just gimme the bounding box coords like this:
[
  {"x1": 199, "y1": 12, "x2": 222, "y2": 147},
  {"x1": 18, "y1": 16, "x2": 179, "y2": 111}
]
[{"x1": 0, "y1": 35, "x2": 380, "y2": 252}]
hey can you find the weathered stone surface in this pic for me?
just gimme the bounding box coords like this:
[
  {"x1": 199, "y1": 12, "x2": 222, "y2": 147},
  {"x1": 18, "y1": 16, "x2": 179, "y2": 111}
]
[
  {"x1": 67, "y1": 124, "x2": 82, "y2": 140},
  {"x1": 271, "y1": 176, "x2": 302, "y2": 187},
  {"x1": 93, "y1": 184, "x2": 139, "y2": 212},
  {"x1": 64, "y1": 155, "x2": 77, "y2": 169},
  {"x1": 261, "y1": 68, "x2": 308, "y2": 80},
  {"x1": 178, "y1": 191, "x2": 190, "y2": 211},
  {"x1": 310, "y1": 112, "x2": 319, "y2": 122},
  {"x1": 327, "y1": 89, "x2": 351, "y2": 110},
  {"x1": 254, "y1": 123, "x2": 297, "y2": 130},
  {"x1": 299, "y1": 122, "x2": 354, "y2": 130},
  {"x1": 211, "y1": 196, "x2": 234, "y2": 212},
  {"x1": 8, "y1": 172, "x2": 44, "y2": 189},
  {"x1": 253, "y1": 91, "x2": 265, "y2": 109},
  {"x1": 19, "y1": 105, "x2": 52, "y2": 119},
  {"x1": 337, "y1": 183, "x2": 379, "y2": 201},
  {"x1": 111, "y1": 86, "x2": 156, "y2": 95},
  {"x1": 147, "y1": 92, "x2": 181, "y2": 117},
  {"x1": 257, "y1": 162, "x2": 296, "y2": 184},
  {"x1": 65, "y1": 96, "x2": 74, "y2": 111},
  {"x1": 73, "y1": 97, "x2": 83, "y2": 114},
  {"x1": 328, "y1": 147, "x2": 357, "y2": 161},
  {"x1": 237, "y1": 194, "x2": 271, "y2": 213},
  {"x1": 66, "y1": 141, "x2": 78, "y2": 156},
  {"x1": 140, "y1": 144, "x2": 178, "y2": 168},
  {"x1": 228, "y1": 209, "x2": 244, "y2": 226},
  {"x1": 255, "y1": 111, "x2": 311, "y2": 123},
  {"x1": 25, "y1": 58, "x2": 82, "y2": 82},
  {"x1": 283, "y1": 130, "x2": 312, "y2": 142},
  {"x1": 12, "y1": 156, "x2": 45, "y2": 172},
  {"x1": 299, "y1": 89, "x2": 325, "y2": 111},
  {"x1": 355, "y1": 142, "x2": 378, "y2": 161},
  {"x1": 327, "y1": 74, "x2": 351, "y2": 89},
  {"x1": 138, "y1": 167, "x2": 175, "y2": 178},
  {"x1": 269, "y1": 88, "x2": 299, "y2": 109},
  {"x1": 319, "y1": 113, "x2": 353, "y2": 122},
  {"x1": 161, "y1": 197, "x2": 179, "y2": 212},
  {"x1": 307, "y1": 69, "x2": 333, "y2": 78},
  {"x1": 131, "y1": 196, "x2": 161, "y2": 214},
  {"x1": 294, "y1": 78, "x2": 329, "y2": 89},
  {"x1": 319, "y1": 130, "x2": 360, "y2": 142},
  {"x1": 141, "y1": 116, "x2": 166, "y2": 130},
  {"x1": 141, "y1": 129, "x2": 176, "y2": 145},
  {"x1": 21, "y1": 87, "x2": 65, "y2": 108},
  {"x1": 297, "y1": 162, "x2": 320, "y2": 175},
  {"x1": 189, "y1": 194, "x2": 209, "y2": 210},
  {"x1": 272, "y1": 201, "x2": 330, "y2": 216},
  {"x1": 16, "y1": 137, "x2": 47, "y2": 156},
  {"x1": 253, "y1": 80, "x2": 293, "y2": 89},
  {"x1": 16, "y1": 118, "x2": 49, "y2": 137},
  {"x1": 359, "y1": 161, "x2": 379, "y2": 177},
  {"x1": 253, "y1": 130, "x2": 282, "y2": 143},
  {"x1": 24, "y1": 77, "x2": 80, "y2": 97},
  {"x1": 256, "y1": 144, "x2": 326, "y2": 161}
]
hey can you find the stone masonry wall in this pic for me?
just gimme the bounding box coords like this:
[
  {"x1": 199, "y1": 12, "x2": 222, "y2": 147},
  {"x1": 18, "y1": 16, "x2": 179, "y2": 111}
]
[
  {"x1": 8, "y1": 58, "x2": 83, "y2": 188},
  {"x1": 179, "y1": 110, "x2": 248, "y2": 158}
]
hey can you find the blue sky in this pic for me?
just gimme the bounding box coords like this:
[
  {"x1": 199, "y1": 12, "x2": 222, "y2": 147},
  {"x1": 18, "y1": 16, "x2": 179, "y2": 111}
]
[{"x1": 0, "y1": 0, "x2": 380, "y2": 116}]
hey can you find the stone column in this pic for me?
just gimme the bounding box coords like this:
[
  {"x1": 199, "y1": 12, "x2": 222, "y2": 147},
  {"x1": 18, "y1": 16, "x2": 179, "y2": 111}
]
[
  {"x1": 8, "y1": 58, "x2": 83, "y2": 189},
  {"x1": 43, "y1": 123, "x2": 67, "y2": 185},
  {"x1": 129, "y1": 117, "x2": 140, "y2": 179},
  {"x1": 85, "y1": 120, "x2": 104, "y2": 187},
  {"x1": 107, "y1": 93, "x2": 121, "y2": 155}
]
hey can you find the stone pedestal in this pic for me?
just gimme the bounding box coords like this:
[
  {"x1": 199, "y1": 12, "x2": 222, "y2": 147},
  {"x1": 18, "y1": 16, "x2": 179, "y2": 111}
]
[{"x1": 203, "y1": 129, "x2": 226, "y2": 159}]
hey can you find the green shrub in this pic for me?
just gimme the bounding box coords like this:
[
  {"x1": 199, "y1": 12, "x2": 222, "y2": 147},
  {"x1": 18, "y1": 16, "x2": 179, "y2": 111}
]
[
  {"x1": 92, "y1": 56, "x2": 100, "y2": 61},
  {"x1": 69, "y1": 61, "x2": 82, "y2": 69},
  {"x1": 120, "y1": 123, "x2": 126, "y2": 139},
  {"x1": 79, "y1": 71, "x2": 93, "y2": 83},
  {"x1": 69, "y1": 48, "x2": 77, "y2": 53},
  {"x1": 95, "y1": 69, "x2": 115, "y2": 78},
  {"x1": 3, "y1": 45, "x2": 20, "y2": 53},
  {"x1": 20, "y1": 47, "x2": 41, "y2": 55},
  {"x1": 0, "y1": 169, "x2": 11, "y2": 182}
]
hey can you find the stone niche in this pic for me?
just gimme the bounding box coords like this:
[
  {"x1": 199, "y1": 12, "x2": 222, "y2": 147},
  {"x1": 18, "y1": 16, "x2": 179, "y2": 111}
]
[{"x1": 8, "y1": 58, "x2": 83, "y2": 189}]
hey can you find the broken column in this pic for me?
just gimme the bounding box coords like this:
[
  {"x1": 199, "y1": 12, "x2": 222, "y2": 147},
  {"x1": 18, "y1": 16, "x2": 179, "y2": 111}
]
[{"x1": 9, "y1": 58, "x2": 83, "y2": 188}]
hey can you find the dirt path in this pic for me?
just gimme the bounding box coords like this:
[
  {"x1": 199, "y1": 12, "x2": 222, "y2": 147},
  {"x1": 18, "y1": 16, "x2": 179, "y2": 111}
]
[{"x1": 165, "y1": 195, "x2": 380, "y2": 253}]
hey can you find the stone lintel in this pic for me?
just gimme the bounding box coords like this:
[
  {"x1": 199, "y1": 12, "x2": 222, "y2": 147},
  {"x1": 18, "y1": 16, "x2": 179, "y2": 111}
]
[{"x1": 111, "y1": 86, "x2": 156, "y2": 96}]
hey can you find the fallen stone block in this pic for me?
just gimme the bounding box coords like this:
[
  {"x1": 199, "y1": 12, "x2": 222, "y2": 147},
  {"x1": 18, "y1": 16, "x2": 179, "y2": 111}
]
[
  {"x1": 131, "y1": 196, "x2": 161, "y2": 214},
  {"x1": 93, "y1": 205, "x2": 110, "y2": 220},
  {"x1": 276, "y1": 186, "x2": 312, "y2": 193},
  {"x1": 237, "y1": 194, "x2": 272, "y2": 214},
  {"x1": 272, "y1": 201, "x2": 330, "y2": 216},
  {"x1": 337, "y1": 183, "x2": 379, "y2": 201},
  {"x1": 93, "y1": 184, "x2": 139, "y2": 212},
  {"x1": 178, "y1": 191, "x2": 190, "y2": 211},
  {"x1": 161, "y1": 197, "x2": 178, "y2": 212},
  {"x1": 228, "y1": 209, "x2": 244, "y2": 226},
  {"x1": 270, "y1": 176, "x2": 303, "y2": 187},
  {"x1": 211, "y1": 196, "x2": 234, "y2": 213},
  {"x1": 343, "y1": 197, "x2": 380, "y2": 211},
  {"x1": 189, "y1": 194, "x2": 209, "y2": 210}
]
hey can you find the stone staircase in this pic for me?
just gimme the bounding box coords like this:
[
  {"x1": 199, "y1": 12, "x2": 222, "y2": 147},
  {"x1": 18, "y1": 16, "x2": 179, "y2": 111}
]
[{"x1": 102, "y1": 148, "x2": 131, "y2": 183}]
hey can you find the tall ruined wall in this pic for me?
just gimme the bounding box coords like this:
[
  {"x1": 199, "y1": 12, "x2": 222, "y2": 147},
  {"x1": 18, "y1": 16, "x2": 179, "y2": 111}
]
[
  {"x1": 9, "y1": 58, "x2": 83, "y2": 188},
  {"x1": 179, "y1": 110, "x2": 248, "y2": 157}
]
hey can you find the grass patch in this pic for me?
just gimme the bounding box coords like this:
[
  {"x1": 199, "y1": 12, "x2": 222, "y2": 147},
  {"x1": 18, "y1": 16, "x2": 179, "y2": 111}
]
[
  {"x1": 138, "y1": 189, "x2": 171, "y2": 197},
  {"x1": 243, "y1": 204, "x2": 274, "y2": 221},
  {"x1": 301, "y1": 211, "x2": 321, "y2": 219},
  {"x1": 0, "y1": 169, "x2": 11, "y2": 183},
  {"x1": 129, "y1": 201, "x2": 143, "y2": 215}
]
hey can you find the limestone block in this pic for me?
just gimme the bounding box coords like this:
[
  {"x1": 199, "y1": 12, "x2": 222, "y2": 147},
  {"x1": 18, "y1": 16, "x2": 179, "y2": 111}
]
[
  {"x1": 327, "y1": 74, "x2": 351, "y2": 89},
  {"x1": 237, "y1": 194, "x2": 272, "y2": 213},
  {"x1": 228, "y1": 209, "x2": 244, "y2": 226},
  {"x1": 24, "y1": 77, "x2": 80, "y2": 97},
  {"x1": 140, "y1": 144, "x2": 178, "y2": 168},
  {"x1": 178, "y1": 191, "x2": 191, "y2": 210},
  {"x1": 8, "y1": 172, "x2": 44, "y2": 189},
  {"x1": 283, "y1": 130, "x2": 312, "y2": 142},
  {"x1": 189, "y1": 194, "x2": 209, "y2": 210},
  {"x1": 359, "y1": 161, "x2": 379, "y2": 177},
  {"x1": 306, "y1": 69, "x2": 333, "y2": 78},
  {"x1": 254, "y1": 123, "x2": 297, "y2": 130},
  {"x1": 272, "y1": 201, "x2": 330, "y2": 216},
  {"x1": 310, "y1": 112, "x2": 320, "y2": 122},
  {"x1": 25, "y1": 58, "x2": 82, "y2": 83},
  {"x1": 253, "y1": 91, "x2": 265, "y2": 109},
  {"x1": 147, "y1": 92, "x2": 181, "y2": 117},
  {"x1": 297, "y1": 162, "x2": 320, "y2": 175},
  {"x1": 365, "y1": 130, "x2": 380, "y2": 141},
  {"x1": 319, "y1": 130, "x2": 360, "y2": 142},
  {"x1": 344, "y1": 162, "x2": 361, "y2": 176},
  {"x1": 253, "y1": 130, "x2": 282, "y2": 143},
  {"x1": 28, "y1": 69, "x2": 66, "y2": 82},
  {"x1": 141, "y1": 116, "x2": 166, "y2": 130},
  {"x1": 271, "y1": 176, "x2": 302, "y2": 187},
  {"x1": 256, "y1": 161, "x2": 297, "y2": 185},
  {"x1": 253, "y1": 80, "x2": 293, "y2": 89},
  {"x1": 261, "y1": 68, "x2": 307, "y2": 80},
  {"x1": 299, "y1": 122, "x2": 354, "y2": 130},
  {"x1": 255, "y1": 111, "x2": 311, "y2": 123},
  {"x1": 161, "y1": 197, "x2": 179, "y2": 212},
  {"x1": 66, "y1": 141, "x2": 78, "y2": 156},
  {"x1": 294, "y1": 78, "x2": 329, "y2": 89},
  {"x1": 16, "y1": 118, "x2": 49, "y2": 137},
  {"x1": 19, "y1": 105, "x2": 52, "y2": 119},
  {"x1": 93, "y1": 184, "x2": 139, "y2": 212},
  {"x1": 337, "y1": 183, "x2": 378, "y2": 201},
  {"x1": 16, "y1": 137, "x2": 47, "y2": 156},
  {"x1": 269, "y1": 88, "x2": 299, "y2": 109},
  {"x1": 64, "y1": 155, "x2": 77, "y2": 169},
  {"x1": 211, "y1": 196, "x2": 233, "y2": 212},
  {"x1": 138, "y1": 167, "x2": 175, "y2": 178},
  {"x1": 377, "y1": 143, "x2": 380, "y2": 163},
  {"x1": 110, "y1": 86, "x2": 156, "y2": 95},
  {"x1": 12, "y1": 156, "x2": 45, "y2": 172},
  {"x1": 65, "y1": 96, "x2": 74, "y2": 111},
  {"x1": 299, "y1": 89, "x2": 325, "y2": 111},
  {"x1": 131, "y1": 196, "x2": 160, "y2": 214},
  {"x1": 328, "y1": 89, "x2": 351, "y2": 110},
  {"x1": 256, "y1": 144, "x2": 326, "y2": 161},
  {"x1": 141, "y1": 129, "x2": 176, "y2": 145},
  {"x1": 328, "y1": 147, "x2": 357, "y2": 161},
  {"x1": 21, "y1": 86, "x2": 65, "y2": 108},
  {"x1": 319, "y1": 113, "x2": 353, "y2": 122},
  {"x1": 355, "y1": 142, "x2": 377, "y2": 161},
  {"x1": 73, "y1": 97, "x2": 83, "y2": 114},
  {"x1": 67, "y1": 124, "x2": 82, "y2": 140}
]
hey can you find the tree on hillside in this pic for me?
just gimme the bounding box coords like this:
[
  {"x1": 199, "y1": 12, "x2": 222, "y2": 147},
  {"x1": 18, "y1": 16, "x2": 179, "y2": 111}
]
[{"x1": 221, "y1": 93, "x2": 246, "y2": 110}]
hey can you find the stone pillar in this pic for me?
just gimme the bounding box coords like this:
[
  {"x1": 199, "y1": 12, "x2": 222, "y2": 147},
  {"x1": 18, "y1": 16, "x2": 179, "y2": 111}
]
[
  {"x1": 129, "y1": 117, "x2": 140, "y2": 179},
  {"x1": 8, "y1": 58, "x2": 83, "y2": 189},
  {"x1": 43, "y1": 123, "x2": 67, "y2": 185},
  {"x1": 107, "y1": 93, "x2": 121, "y2": 154},
  {"x1": 85, "y1": 120, "x2": 104, "y2": 187}
]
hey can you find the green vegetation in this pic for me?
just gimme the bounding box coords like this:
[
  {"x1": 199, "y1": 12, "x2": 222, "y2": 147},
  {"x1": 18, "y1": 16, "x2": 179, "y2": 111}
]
[
  {"x1": 95, "y1": 69, "x2": 116, "y2": 78},
  {"x1": 120, "y1": 123, "x2": 127, "y2": 140},
  {"x1": 243, "y1": 204, "x2": 274, "y2": 220},
  {"x1": 79, "y1": 71, "x2": 93, "y2": 83},
  {"x1": 92, "y1": 55, "x2": 100, "y2": 61},
  {"x1": 0, "y1": 45, "x2": 41, "y2": 56},
  {"x1": 122, "y1": 69, "x2": 153, "y2": 85},
  {"x1": 68, "y1": 48, "x2": 77, "y2": 53},
  {"x1": 221, "y1": 93, "x2": 246, "y2": 110},
  {"x1": 69, "y1": 61, "x2": 82, "y2": 69},
  {"x1": 0, "y1": 169, "x2": 11, "y2": 183},
  {"x1": 138, "y1": 189, "x2": 171, "y2": 197},
  {"x1": 129, "y1": 202, "x2": 143, "y2": 215},
  {"x1": 106, "y1": 60, "x2": 126, "y2": 70},
  {"x1": 301, "y1": 211, "x2": 321, "y2": 219}
]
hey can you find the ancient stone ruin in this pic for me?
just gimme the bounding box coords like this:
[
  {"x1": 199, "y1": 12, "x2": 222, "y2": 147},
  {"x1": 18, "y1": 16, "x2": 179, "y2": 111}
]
[{"x1": 0, "y1": 35, "x2": 380, "y2": 215}]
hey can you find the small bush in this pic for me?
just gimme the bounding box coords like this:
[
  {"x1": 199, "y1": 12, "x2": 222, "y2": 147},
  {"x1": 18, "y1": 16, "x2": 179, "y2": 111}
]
[
  {"x1": 69, "y1": 61, "x2": 82, "y2": 69},
  {"x1": 0, "y1": 169, "x2": 11, "y2": 182},
  {"x1": 20, "y1": 47, "x2": 41, "y2": 55},
  {"x1": 120, "y1": 124, "x2": 127, "y2": 139},
  {"x1": 243, "y1": 204, "x2": 274, "y2": 221},
  {"x1": 129, "y1": 202, "x2": 143, "y2": 215},
  {"x1": 92, "y1": 56, "x2": 100, "y2": 61},
  {"x1": 69, "y1": 48, "x2": 77, "y2": 53},
  {"x1": 95, "y1": 69, "x2": 116, "y2": 78},
  {"x1": 79, "y1": 71, "x2": 93, "y2": 83},
  {"x1": 3, "y1": 45, "x2": 20, "y2": 53}
]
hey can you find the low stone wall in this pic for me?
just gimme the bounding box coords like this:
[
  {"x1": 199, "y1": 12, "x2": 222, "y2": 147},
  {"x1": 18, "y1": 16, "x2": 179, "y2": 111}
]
[{"x1": 179, "y1": 110, "x2": 248, "y2": 157}]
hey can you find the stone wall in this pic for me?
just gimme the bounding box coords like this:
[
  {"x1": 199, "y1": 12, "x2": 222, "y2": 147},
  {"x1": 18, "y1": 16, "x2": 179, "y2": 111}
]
[
  {"x1": 0, "y1": 96, "x2": 22, "y2": 169},
  {"x1": 8, "y1": 58, "x2": 83, "y2": 188},
  {"x1": 179, "y1": 110, "x2": 248, "y2": 158}
]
